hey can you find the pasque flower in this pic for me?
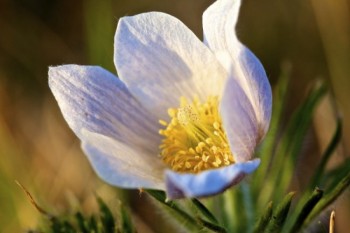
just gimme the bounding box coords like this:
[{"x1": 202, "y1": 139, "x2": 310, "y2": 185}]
[{"x1": 49, "y1": 0, "x2": 272, "y2": 199}]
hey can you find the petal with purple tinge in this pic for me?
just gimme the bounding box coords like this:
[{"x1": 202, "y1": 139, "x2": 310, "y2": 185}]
[
  {"x1": 203, "y1": 0, "x2": 272, "y2": 137},
  {"x1": 82, "y1": 130, "x2": 166, "y2": 190},
  {"x1": 220, "y1": 76, "x2": 259, "y2": 162},
  {"x1": 114, "y1": 12, "x2": 227, "y2": 120},
  {"x1": 49, "y1": 65, "x2": 160, "y2": 153},
  {"x1": 165, "y1": 159, "x2": 260, "y2": 199}
]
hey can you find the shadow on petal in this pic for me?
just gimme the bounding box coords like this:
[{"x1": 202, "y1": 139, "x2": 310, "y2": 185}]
[
  {"x1": 165, "y1": 159, "x2": 260, "y2": 199},
  {"x1": 82, "y1": 129, "x2": 166, "y2": 190}
]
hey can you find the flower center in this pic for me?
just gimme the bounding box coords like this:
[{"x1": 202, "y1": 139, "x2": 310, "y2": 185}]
[{"x1": 159, "y1": 96, "x2": 235, "y2": 173}]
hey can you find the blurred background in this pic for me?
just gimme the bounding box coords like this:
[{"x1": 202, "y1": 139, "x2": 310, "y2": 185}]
[{"x1": 0, "y1": 0, "x2": 349, "y2": 232}]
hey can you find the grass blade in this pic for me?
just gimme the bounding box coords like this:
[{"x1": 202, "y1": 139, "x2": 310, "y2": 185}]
[
  {"x1": 287, "y1": 188, "x2": 323, "y2": 233},
  {"x1": 75, "y1": 212, "x2": 89, "y2": 233},
  {"x1": 305, "y1": 171, "x2": 350, "y2": 225},
  {"x1": 191, "y1": 198, "x2": 219, "y2": 224},
  {"x1": 197, "y1": 218, "x2": 228, "y2": 233},
  {"x1": 119, "y1": 204, "x2": 135, "y2": 233},
  {"x1": 145, "y1": 190, "x2": 200, "y2": 231},
  {"x1": 97, "y1": 197, "x2": 116, "y2": 233},
  {"x1": 253, "y1": 63, "x2": 291, "y2": 192},
  {"x1": 265, "y1": 192, "x2": 295, "y2": 233},
  {"x1": 253, "y1": 201, "x2": 273, "y2": 233},
  {"x1": 324, "y1": 158, "x2": 350, "y2": 190},
  {"x1": 268, "y1": 81, "x2": 327, "y2": 203},
  {"x1": 310, "y1": 118, "x2": 342, "y2": 188}
]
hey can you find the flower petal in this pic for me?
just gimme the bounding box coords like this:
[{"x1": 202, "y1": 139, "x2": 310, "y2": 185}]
[
  {"x1": 203, "y1": 0, "x2": 272, "y2": 137},
  {"x1": 220, "y1": 75, "x2": 259, "y2": 162},
  {"x1": 49, "y1": 65, "x2": 160, "y2": 153},
  {"x1": 82, "y1": 130, "x2": 166, "y2": 190},
  {"x1": 114, "y1": 12, "x2": 227, "y2": 120},
  {"x1": 165, "y1": 159, "x2": 260, "y2": 199}
]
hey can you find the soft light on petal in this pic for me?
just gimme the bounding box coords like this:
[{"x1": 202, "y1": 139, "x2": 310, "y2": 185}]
[
  {"x1": 165, "y1": 159, "x2": 260, "y2": 199},
  {"x1": 114, "y1": 12, "x2": 227, "y2": 120},
  {"x1": 82, "y1": 130, "x2": 166, "y2": 190},
  {"x1": 220, "y1": 70, "x2": 259, "y2": 162},
  {"x1": 203, "y1": 0, "x2": 240, "y2": 49},
  {"x1": 203, "y1": 0, "x2": 272, "y2": 139},
  {"x1": 49, "y1": 65, "x2": 160, "y2": 153}
]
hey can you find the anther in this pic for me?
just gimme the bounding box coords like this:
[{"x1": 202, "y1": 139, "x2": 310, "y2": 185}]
[{"x1": 158, "y1": 96, "x2": 235, "y2": 173}]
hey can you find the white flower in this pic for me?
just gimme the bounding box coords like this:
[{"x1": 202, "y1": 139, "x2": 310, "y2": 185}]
[{"x1": 48, "y1": 0, "x2": 272, "y2": 199}]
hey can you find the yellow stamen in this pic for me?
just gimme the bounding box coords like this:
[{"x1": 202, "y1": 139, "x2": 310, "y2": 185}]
[
  {"x1": 159, "y1": 96, "x2": 235, "y2": 173},
  {"x1": 159, "y1": 120, "x2": 168, "y2": 126}
]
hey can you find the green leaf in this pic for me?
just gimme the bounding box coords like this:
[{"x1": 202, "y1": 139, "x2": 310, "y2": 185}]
[
  {"x1": 282, "y1": 117, "x2": 341, "y2": 233},
  {"x1": 253, "y1": 62, "x2": 291, "y2": 192},
  {"x1": 191, "y1": 198, "x2": 219, "y2": 224},
  {"x1": 197, "y1": 218, "x2": 228, "y2": 233},
  {"x1": 305, "y1": 171, "x2": 350, "y2": 225},
  {"x1": 75, "y1": 212, "x2": 89, "y2": 233},
  {"x1": 145, "y1": 190, "x2": 200, "y2": 231},
  {"x1": 88, "y1": 216, "x2": 99, "y2": 233},
  {"x1": 253, "y1": 201, "x2": 273, "y2": 233},
  {"x1": 265, "y1": 192, "x2": 295, "y2": 233},
  {"x1": 147, "y1": 190, "x2": 229, "y2": 233},
  {"x1": 62, "y1": 221, "x2": 76, "y2": 233},
  {"x1": 240, "y1": 182, "x2": 255, "y2": 233},
  {"x1": 219, "y1": 183, "x2": 255, "y2": 232},
  {"x1": 50, "y1": 218, "x2": 76, "y2": 233},
  {"x1": 310, "y1": 118, "x2": 342, "y2": 188},
  {"x1": 97, "y1": 197, "x2": 116, "y2": 233},
  {"x1": 266, "y1": 80, "x2": 327, "y2": 204},
  {"x1": 119, "y1": 204, "x2": 135, "y2": 233},
  {"x1": 222, "y1": 187, "x2": 245, "y2": 232},
  {"x1": 324, "y1": 158, "x2": 350, "y2": 190},
  {"x1": 50, "y1": 218, "x2": 63, "y2": 233},
  {"x1": 287, "y1": 188, "x2": 323, "y2": 233}
]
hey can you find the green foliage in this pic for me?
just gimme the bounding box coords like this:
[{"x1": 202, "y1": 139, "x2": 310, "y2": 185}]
[
  {"x1": 97, "y1": 197, "x2": 116, "y2": 232},
  {"x1": 288, "y1": 188, "x2": 323, "y2": 233},
  {"x1": 253, "y1": 202, "x2": 273, "y2": 233},
  {"x1": 146, "y1": 189, "x2": 222, "y2": 232},
  {"x1": 267, "y1": 79, "x2": 327, "y2": 204},
  {"x1": 119, "y1": 203, "x2": 135, "y2": 233},
  {"x1": 252, "y1": 62, "x2": 291, "y2": 192},
  {"x1": 145, "y1": 189, "x2": 197, "y2": 227},
  {"x1": 306, "y1": 171, "x2": 350, "y2": 225},
  {"x1": 248, "y1": 65, "x2": 349, "y2": 233},
  {"x1": 34, "y1": 197, "x2": 135, "y2": 233},
  {"x1": 265, "y1": 192, "x2": 295, "y2": 233},
  {"x1": 221, "y1": 184, "x2": 253, "y2": 232},
  {"x1": 190, "y1": 198, "x2": 219, "y2": 224},
  {"x1": 310, "y1": 119, "x2": 342, "y2": 188}
]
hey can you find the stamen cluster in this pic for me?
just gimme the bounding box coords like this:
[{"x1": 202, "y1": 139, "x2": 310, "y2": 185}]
[{"x1": 159, "y1": 96, "x2": 234, "y2": 173}]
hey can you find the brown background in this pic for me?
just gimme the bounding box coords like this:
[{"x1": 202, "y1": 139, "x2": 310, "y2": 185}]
[{"x1": 0, "y1": 0, "x2": 349, "y2": 232}]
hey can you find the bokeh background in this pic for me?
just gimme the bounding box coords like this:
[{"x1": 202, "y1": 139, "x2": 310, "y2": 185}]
[{"x1": 0, "y1": 0, "x2": 349, "y2": 232}]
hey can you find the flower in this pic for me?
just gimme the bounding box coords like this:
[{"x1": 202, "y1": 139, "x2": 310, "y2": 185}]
[{"x1": 48, "y1": 0, "x2": 272, "y2": 199}]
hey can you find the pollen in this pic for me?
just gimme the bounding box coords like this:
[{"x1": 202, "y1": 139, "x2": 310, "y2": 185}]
[{"x1": 159, "y1": 96, "x2": 235, "y2": 173}]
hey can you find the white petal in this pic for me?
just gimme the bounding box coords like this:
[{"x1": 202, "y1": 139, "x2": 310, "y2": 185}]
[
  {"x1": 165, "y1": 159, "x2": 260, "y2": 199},
  {"x1": 203, "y1": 0, "x2": 240, "y2": 49},
  {"x1": 203, "y1": 0, "x2": 272, "y2": 137},
  {"x1": 220, "y1": 76, "x2": 258, "y2": 162},
  {"x1": 49, "y1": 65, "x2": 160, "y2": 153},
  {"x1": 114, "y1": 12, "x2": 227, "y2": 120},
  {"x1": 82, "y1": 130, "x2": 166, "y2": 190}
]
